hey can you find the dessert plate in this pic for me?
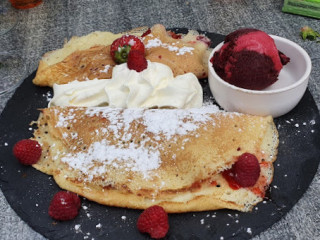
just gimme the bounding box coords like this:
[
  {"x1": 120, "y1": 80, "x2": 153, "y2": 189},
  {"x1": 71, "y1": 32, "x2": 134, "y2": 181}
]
[{"x1": 0, "y1": 30, "x2": 320, "y2": 240}]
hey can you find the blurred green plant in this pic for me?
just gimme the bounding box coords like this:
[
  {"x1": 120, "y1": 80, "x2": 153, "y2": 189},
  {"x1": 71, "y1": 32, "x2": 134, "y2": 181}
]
[{"x1": 300, "y1": 26, "x2": 320, "y2": 42}]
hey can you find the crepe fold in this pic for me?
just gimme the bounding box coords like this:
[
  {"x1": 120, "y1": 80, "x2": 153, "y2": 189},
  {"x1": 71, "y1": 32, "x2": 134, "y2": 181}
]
[
  {"x1": 32, "y1": 106, "x2": 278, "y2": 213},
  {"x1": 32, "y1": 24, "x2": 211, "y2": 87}
]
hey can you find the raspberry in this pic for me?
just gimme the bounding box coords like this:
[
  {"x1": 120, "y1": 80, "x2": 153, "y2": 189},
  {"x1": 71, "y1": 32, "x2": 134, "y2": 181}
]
[
  {"x1": 127, "y1": 50, "x2": 148, "y2": 72},
  {"x1": 137, "y1": 205, "x2": 169, "y2": 239},
  {"x1": 233, "y1": 153, "x2": 261, "y2": 187},
  {"x1": 48, "y1": 191, "x2": 81, "y2": 221},
  {"x1": 13, "y1": 139, "x2": 42, "y2": 165}
]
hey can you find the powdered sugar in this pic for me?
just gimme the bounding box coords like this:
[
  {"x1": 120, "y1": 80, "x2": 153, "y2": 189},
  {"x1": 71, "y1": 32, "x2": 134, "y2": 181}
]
[
  {"x1": 99, "y1": 65, "x2": 111, "y2": 73},
  {"x1": 42, "y1": 91, "x2": 52, "y2": 102},
  {"x1": 55, "y1": 105, "x2": 223, "y2": 180},
  {"x1": 85, "y1": 105, "x2": 220, "y2": 140},
  {"x1": 75, "y1": 224, "x2": 81, "y2": 231},
  {"x1": 128, "y1": 38, "x2": 136, "y2": 46},
  {"x1": 143, "y1": 107, "x2": 218, "y2": 139},
  {"x1": 62, "y1": 139, "x2": 161, "y2": 178},
  {"x1": 55, "y1": 108, "x2": 76, "y2": 127},
  {"x1": 177, "y1": 46, "x2": 194, "y2": 55},
  {"x1": 145, "y1": 38, "x2": 162, "y2": 48},
  {"x1": 144, "y1": 37, "x2": 194, "y2": 55}
]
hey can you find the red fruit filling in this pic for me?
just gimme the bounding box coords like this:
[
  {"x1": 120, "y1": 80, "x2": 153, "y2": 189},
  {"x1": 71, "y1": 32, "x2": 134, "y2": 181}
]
[{"x1": 196, "y1": 35, "x2": 211, "y2": 47}]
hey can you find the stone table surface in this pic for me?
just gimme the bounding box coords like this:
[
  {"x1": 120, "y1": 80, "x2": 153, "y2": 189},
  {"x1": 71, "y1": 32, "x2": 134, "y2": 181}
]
[{"x1": 0, "y1": 0, "x2": 319, "y2": 239}]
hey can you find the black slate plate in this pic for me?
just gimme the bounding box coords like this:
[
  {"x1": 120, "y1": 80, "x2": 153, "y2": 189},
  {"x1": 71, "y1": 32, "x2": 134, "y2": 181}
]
[{"x1": 0, "y1": 31, "x2": 320, "y2": 240}]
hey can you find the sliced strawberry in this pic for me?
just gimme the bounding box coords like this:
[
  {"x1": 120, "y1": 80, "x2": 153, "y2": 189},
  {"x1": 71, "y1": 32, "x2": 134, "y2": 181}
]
[{"x1": 110, "y1": 35, "x2": 145, "y2": 64}]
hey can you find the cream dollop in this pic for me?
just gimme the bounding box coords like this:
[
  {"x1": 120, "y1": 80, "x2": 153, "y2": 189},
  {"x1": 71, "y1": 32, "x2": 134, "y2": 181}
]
[
  {"x1": 49, "y1": 79, "x2": 109, "y2": 107},
  {"x1": 49, "y1": 61, "x2": 203, "y2": 109}
]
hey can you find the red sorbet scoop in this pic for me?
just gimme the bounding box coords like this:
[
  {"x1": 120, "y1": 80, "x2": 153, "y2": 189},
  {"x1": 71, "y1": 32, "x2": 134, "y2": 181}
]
[{"x1": 211, "y1": 28, "x2": 290, "y2": 90}]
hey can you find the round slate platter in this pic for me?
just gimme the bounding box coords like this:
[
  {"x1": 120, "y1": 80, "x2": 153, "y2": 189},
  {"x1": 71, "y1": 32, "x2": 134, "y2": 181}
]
[{"x1": 0, "y1": 31, "x2": 320, "y2": 240}]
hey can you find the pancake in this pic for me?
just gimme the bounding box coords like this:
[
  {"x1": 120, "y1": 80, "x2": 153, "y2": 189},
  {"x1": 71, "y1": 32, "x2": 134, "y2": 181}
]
[
  {"x1": 32, "y1": 106, "x2": 278, "y2": 213},
  {"x1": 32, "y1": 27, "x2": 147, "y2": 87},
  {"x1": 32, "y1": 24, "x2": 211, "y2": 87},
  {"x1": 143, "y1": 24, "x2": 210, "y2": 79},
  {"x1": 33, "y1": 45, "x2": 115, "y2": 87}
]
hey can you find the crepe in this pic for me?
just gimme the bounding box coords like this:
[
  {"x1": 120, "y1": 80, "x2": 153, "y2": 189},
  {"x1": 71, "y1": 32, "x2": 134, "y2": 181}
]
[
  {"x1": 143, "y1": 24, "x2": 210, "y2": 79},
  {"x1": 33, "y1": 45, "x2": 115, "y2": 87},
  {"x1": 32, "y1": 106, "x2": 278, "y2": 213},
  {"x1": 32, "y1": 27, "x2": 147, "y2": 87},
  {"x1": 32, "y1": 24, "x2": 211, "y2": 87}
]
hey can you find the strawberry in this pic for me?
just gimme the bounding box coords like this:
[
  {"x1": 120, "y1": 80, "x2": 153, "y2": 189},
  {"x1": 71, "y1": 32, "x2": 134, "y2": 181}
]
[
  {"x1": 48, "y1": 191, "x2": 81, "y2": 221},
  {"x1": 233, "y1": 153, "x2": 261, "y2": 187},
  {"x1": 137, "y1": 205, "x2": 169, "y2": 239},
  {"x1": 127, "y1": 50, "x2": 148, "y2": 72},
  {"x1": 13, "y1": 139, "x2": 42, "y2": 165},
  {"x1": 110, "y1": 35, "x2": 145, "y2": 64}
]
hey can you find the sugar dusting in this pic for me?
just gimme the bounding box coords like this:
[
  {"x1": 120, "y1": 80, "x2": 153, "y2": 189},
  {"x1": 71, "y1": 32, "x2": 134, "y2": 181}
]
[
  {"x1": 144, "y1": 37, "x2": 194, "y2": 55},
  {"x1": 42, "y1": 91, "x2": 52, "y2": 102},
  {"x1": 62, "y1": 139, "x2": 162, "y2": 178},
  {"x1": 99, "y1": 64, "x2": 110, "y2": 73},
  {"x1": 56, "y1": 105, "x2": 222, "y2": 180}
]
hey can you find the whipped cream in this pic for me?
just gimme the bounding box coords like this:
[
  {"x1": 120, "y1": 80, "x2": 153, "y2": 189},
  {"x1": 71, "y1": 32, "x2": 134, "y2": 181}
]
[
  {"x1": 49, "y1": 61, "x2": 203, "y2": 109},
  {"x1": 49, "y1": 79, "x2": 109, "y2": 107}
]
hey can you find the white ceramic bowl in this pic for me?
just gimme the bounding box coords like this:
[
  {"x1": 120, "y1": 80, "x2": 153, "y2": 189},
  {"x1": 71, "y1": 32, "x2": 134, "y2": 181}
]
[{"x1": 208, "y1": 35, "x2": 312, "y2": 118}]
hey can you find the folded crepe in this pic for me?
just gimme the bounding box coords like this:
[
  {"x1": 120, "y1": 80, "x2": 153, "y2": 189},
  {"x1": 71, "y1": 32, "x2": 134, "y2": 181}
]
[
  {"x1": 32, "y1": 28, "x2": 143, "y2": 87},
  {"x1": 143, "y1": 24, "x2": 210, "y2": 79},
  {"x1": 32, "y1": 24, "x2": 211, "y2": 87},
  {"x1": 32, "y1": 106, "x2": 278, "y2": 213}
]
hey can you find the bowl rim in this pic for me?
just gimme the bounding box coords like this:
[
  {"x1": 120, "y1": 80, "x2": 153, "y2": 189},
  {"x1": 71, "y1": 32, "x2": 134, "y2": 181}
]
[{"x1": 208, "y1": 35, "x2": 312, "y2": 95}]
